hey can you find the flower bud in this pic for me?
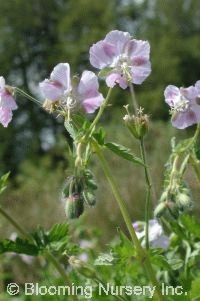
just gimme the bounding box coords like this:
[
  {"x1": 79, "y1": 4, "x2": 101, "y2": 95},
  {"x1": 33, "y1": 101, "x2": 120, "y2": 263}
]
[
  {"x1": 154, "y1": 202, "x2": 167, "y2": 218},
  {"x1": 83, "y1": 190, "x2": 96, "y2": 206},
  {"x1": 65, "y1": 193, "x2": 84, "y2": 219},
  {"x1": 176, "y1": 191, "x2": 192, "y2": 210},
  {"x1": 123, "y1": 113, "x2": 149, "y2": 139}
]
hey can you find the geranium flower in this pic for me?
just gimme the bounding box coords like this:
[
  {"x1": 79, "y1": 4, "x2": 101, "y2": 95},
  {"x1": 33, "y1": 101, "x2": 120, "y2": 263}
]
[
  {"x1": 133, "y1": 219, "x2": 170, "y2": 250},
  {"x1": 0, "y1": 76, "x2": 17, "y2": 127},
  {"x1": 89, "y1": 30, "x2": 151, "y2": 89},
  {"x1": 164, "y1": 84, "x2": 200, "y2": 129},
  {"x1": 39, "y1": 63, "x2": 104, "y2": 114}
]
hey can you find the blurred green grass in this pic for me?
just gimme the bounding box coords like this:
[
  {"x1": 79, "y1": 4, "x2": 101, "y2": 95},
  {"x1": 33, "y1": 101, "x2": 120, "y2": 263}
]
[
  {"x1": 0, "y1": 111, "x2": 200, "y2": 296},
  {"x1": 1, "y1": 111, "x2": 199, "y2": 244}
]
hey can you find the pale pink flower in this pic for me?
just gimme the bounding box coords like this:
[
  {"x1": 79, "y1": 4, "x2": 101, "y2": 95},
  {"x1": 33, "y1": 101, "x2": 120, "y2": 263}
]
[
  {"x1": 0, "y1": 77, "x2": 17, "y2": 127},
  {"x1": 164, "y1": 84, "x2": 200, "y2": 129},
  {"x1": 89, "y1": 30, "x2": 151, "y2": 89},
  {"x1": 39, "y1": 63, "x2": 104, "y2": 113},
  {"x1": 133, "y1": 219, "x2": 170, "y2": 250}
]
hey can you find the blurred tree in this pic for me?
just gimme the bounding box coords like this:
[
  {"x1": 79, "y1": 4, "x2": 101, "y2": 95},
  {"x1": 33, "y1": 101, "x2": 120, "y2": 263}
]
[
  {"x1": 0, "y1": 0, "x2": 119, "y2": 175},
  {"x1": 133, "y1": 0, "x2": 200, "y2": 119},
  {"x1": 1, "y1": 0, "x2": 200, "y2": 175},
  {"x1": 0, "y1": 0, "x2": 67, "y2": 175}
]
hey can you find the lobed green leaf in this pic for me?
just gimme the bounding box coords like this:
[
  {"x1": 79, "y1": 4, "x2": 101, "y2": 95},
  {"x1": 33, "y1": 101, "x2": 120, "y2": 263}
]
[
  {"x1": 105, "y1": 142, "x2": 144, "y2": 166},
  {"x1": 0, "y1": 238, "x2": 38, "y2": 256}
]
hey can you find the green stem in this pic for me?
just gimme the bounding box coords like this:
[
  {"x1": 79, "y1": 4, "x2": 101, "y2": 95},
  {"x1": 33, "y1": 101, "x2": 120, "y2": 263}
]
[
  {"x1": 0, "y1": 206, "x2": 31, "y2": 240},
  {"x1": 192, "y1": 123, "x2": 200, "y2": 143},
  {"x1": 189, "y1": 154, "x2": 200, "y2": 183},
  {"x1": 129, "y1": 83, "x2": 139, "y2": 115},
  {"x1": 88, "y1": 87, "x2": 113, "y2": 133},
  {"x1": 96, "y1": 148, "x2": 141, "y2": 251},
  {"x1": 45, "y1": 252, "x2": 79, "y2": 301},
  {"x1": 140, "y1": 138, "x2": 152, "y2": 250},
  {"x1": 0, "y1": 206, "x2": 79, "y2": 301},
  {"x1": 95, "y1": 145, "x2": 165, "y2": 301}
]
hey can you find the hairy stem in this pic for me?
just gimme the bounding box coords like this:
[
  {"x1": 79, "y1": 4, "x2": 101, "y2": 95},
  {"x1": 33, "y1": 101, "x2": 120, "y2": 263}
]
[
  {"x1": 95, "y1": 145, "x2": 165, "y2": 301},
  {"x1": 129, "y1": 83, "x2": 139, "y2": 115},
  {"x1": 15, "y1": 87, "x2": 42, "y2": 106},
  {"x1": 140, "y1": 138, "x2": 152, "y2": 250},
  {"x1": 88, "y1": 87, "x2": 113, "y2": 133}
]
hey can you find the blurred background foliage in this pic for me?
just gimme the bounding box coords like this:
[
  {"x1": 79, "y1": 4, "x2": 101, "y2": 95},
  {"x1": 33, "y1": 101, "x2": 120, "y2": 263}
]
[{"x1": 0, "y1": 0, "x2": 200, "y2": 245}]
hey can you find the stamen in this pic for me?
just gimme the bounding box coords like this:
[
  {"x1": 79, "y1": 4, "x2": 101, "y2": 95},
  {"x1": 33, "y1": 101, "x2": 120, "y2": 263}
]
[
  {"x1": 173, "y1": 95, "x2": 190, "y2": 112},
  {"x1": 60, "y1": 93, "x2": 77, "y2": 110}
]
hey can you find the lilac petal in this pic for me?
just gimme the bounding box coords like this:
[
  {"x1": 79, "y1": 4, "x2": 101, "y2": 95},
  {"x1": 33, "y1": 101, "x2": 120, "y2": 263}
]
[
  {"x1": 130, "y1": 60, "x2": 151, "y2": 84},
  {"x1": 90, "y1": 41, "x2": 116, "y2": 69},
  {"x1": 172, "y1": 110, "x2": 197, "y2": 129},
  {"x1": 0, "y1": 76, "x2": 6, "y2": 91},
  {"x1": 78, "y1": 71, "x2": 100, "y2": 96},
  {"x1": 50, "y1": 63, "x2": 71, "y2": 91},
  {"x1": 195, "y1": 80, "x2": 200, "y2": 97},
  {"x1": 0, "y1": 107, "x2": 13, "y2": 127},
  {"x1": 89, "y1": 30, "x2": 131, "y2": 69},
  {"x1": 39, "y1": 79, "x2": 64, "y2": 100},
  {"x1": 82, "y1": 95, "x2": 104, "y2": 113},
  {"x1": 78, "y1": 71, "x2": 104, "y2": 113},
  {"x1": 106, "y1": 73, "x2": 128, "y2": 89},
  {"x1": 151, "y1": 235, "x2": 170, "y2": 250},
  {"x1": 0, "y1": 91, "x2": 18, "y2": 109},
  {"x1": 164, "y1": 85, "x2": 180, "y2": 107},
  {"x1": 180, "y1": 86, "x2": 197, "y2": 101},
  {"x1": 104, "y1": 30, "x2": 131, "y2": 55},
  {"x1": 128, "y1": 39, "x2": 150, "y2": 60},
  {"x1": 148, "y1": 219, "x2": 163, "y2": 240}
]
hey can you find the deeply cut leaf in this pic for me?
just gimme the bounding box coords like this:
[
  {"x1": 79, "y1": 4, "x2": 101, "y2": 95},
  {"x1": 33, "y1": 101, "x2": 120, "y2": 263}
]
[{"x1": 105, "y1": 142, "x2": 144, "y2": 166}]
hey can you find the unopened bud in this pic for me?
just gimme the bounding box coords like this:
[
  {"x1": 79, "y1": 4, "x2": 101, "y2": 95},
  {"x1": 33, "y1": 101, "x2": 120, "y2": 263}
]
[
  {"x1": 123, "y1": 113, "x2": 149, "y2": 139},
  {"x1": 176, "y1": 191, "x2": 192, "y2": 210},
  {"x1": 65, "y1": 193, "x2": 84, "y2": 219},
  {"x1": 154, "y1": 202, "x2": 167, "y2": 218},
  {"x1": 83, "y1": 190, "x2": 96, "y2": 206}
]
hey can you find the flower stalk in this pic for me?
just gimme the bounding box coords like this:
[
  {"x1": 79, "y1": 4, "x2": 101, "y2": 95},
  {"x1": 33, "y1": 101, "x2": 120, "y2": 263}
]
[
  {"x1": 94, "y1": 143, "x2": 165, "y2": 301},
  {"x1": 140, "y1": 138, "x2": 152, "y2": 250}
]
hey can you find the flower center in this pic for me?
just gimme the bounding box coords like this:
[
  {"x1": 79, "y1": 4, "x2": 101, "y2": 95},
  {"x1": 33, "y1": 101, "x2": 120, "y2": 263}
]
[
  {"x1": 118, "y1": 56, "x2": 132, "y2": 81},
  {"x1": 111, "y1": 54, "x2": 132, "y2": 82},
  {"x1": 173, "y1": 95, "x2": 190, "y2": 112},
  {"x1": 61, "y1": 91, "x2": 77, "y2": 110}
]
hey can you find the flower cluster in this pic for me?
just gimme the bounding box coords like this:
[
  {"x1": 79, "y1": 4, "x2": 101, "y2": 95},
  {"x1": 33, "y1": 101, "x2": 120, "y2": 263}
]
[
  {"x1": 164, "y1": 81, "x2": 200, "y2": 129},
  {"x1": 0, "y1": 29, "x2": 200, "y2": 131},
  {"x1": 90, "y1": 30, "x2": 151, "y2": 89},
  {"x1": 39, "y1": 63, "x2": 104, "y2": 114}
]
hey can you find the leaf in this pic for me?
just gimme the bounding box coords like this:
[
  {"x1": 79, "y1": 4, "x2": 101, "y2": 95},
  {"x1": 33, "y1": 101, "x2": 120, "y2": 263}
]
[
  {"x1": 105, "y1": 142, "x2": 144, "y2": 166},
  {"x1": 167, "y1": 258, "x2": 184, "y2": 270},
  {"x1": 150, "y1": 253, "x2": 171, "y2": 270},
  {"x1": 195, "y1": 148, "x2": 200, "y2": 160},
  {"x1": 31, "y1": 223, "x2": 70, "y2": 253},
  {"x1": 180, "y1": 215, "x2": 200, "y2": 238},
  {"x1": 0, "y1": 238, "x2": 38, "y2": 256},
  {"x1": 47, "y1": 223, "x2": 69, "y2": 242},
  {"x1": 190, "y1": 278, "x2": 200, "y2": 300},
  {"x1": 64, "y1": 119, "x2": 76, "y2": 140},
  {"x1": 93, "y1": 127, "x2": 105, "y2": 145},
  {"x1": 0, "y1": 172, "x2": 10, "y2": 194}
]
